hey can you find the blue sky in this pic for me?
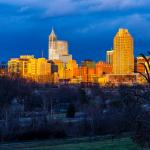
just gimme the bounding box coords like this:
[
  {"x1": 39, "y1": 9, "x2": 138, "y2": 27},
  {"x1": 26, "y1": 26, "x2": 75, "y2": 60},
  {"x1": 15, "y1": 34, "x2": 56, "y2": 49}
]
[{"x1": 0, "y1": 0, "x2": 150, "y2": 62}]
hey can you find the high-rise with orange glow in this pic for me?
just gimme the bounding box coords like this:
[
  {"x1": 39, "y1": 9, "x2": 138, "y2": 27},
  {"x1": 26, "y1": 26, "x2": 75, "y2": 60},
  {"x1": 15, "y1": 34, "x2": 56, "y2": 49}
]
[{"x1": 113, "y1": 28, "x2": 134, "y2": 74}]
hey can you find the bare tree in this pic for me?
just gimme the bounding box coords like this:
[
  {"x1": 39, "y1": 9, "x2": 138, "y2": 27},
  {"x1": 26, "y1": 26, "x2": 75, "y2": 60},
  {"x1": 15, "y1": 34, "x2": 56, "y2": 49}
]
[{"x1": 136, "y1": 52, "x2": 150, "y2": 85}]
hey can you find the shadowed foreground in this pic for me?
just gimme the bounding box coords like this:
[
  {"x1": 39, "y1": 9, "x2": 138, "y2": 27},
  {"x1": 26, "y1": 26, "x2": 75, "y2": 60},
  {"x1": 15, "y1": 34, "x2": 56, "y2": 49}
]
[{"x1": 0, "y1": 137, "x2": 139, "y2": 150}]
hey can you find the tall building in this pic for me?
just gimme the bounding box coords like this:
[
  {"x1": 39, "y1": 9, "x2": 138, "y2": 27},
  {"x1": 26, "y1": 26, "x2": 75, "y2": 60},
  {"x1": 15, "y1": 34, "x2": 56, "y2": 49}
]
[
  {"x1": 48, "y1": 28, "x2": 72, "y2": 63},
  {"x1": 48, "y1": 28, "x2": 59, "y2": 60},
  {"x1": 113, "y1": 28, "x2": 134, "y2": 74},
  {"x1": 106, "y1": 50, "x2": 113, "y2": 65},
  {"x1": 57, "y1": 41, "x2": 68, "y2": 56}
]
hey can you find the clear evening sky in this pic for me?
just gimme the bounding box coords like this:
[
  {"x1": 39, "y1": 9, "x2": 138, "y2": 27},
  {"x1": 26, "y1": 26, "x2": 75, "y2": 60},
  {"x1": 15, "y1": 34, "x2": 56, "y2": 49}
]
[{"x1": 0, "y1": 0, "x2": 149, "y2": 62}]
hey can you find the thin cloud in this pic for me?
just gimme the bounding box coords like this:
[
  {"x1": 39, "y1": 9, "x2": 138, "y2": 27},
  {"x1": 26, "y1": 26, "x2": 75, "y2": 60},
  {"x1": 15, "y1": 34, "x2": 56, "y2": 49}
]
[{"x1": 0, "y1": 0, "x2": 150, "y2": 17}]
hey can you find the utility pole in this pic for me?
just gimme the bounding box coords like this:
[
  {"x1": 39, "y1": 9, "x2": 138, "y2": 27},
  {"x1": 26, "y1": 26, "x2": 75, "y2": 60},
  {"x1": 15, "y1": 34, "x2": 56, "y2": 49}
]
[
  {"x1": 50, "y1": 98, "x2": 53, "y2": 118},
  {"x1": 64, "y1": 63, "x2": 67, "y2": 84},
  {"x1": 87, "y1": 67, "x2": 88, "y2": 86}
]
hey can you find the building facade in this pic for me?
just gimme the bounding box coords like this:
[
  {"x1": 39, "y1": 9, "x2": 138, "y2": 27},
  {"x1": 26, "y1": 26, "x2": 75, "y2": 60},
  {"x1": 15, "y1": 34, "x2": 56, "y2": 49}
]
[
  {"x1": 96, "y1": 61, "x2": 112, "y2": 77},
  {"x1": 80, "y1": 60, "x2": 96, "y2": 83},
  {"x1": 106, "y1": 50, "x2": 113, "y2": 65},
  {"x1": 48, "y1": 28, "x2": 59, "y2": 60},
  {"x1": 113, "y1": 28, "x2": 134, "y2": 74},
  {"x1": 8, "y1": 55, "x2": 34, "y2": 77},
  {"x1": 48, "y1": 28, "x2": 72, "y2": 64},
  {"x1": 8, "y1": 55, "x2": 51, "y2": 83}
]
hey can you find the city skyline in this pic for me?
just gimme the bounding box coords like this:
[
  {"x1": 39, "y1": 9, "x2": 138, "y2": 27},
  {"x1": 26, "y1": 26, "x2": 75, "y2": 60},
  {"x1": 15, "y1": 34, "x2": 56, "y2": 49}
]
[
  {"x1": 0, "y1": 1, "x2": 150, "y2": 149},
  {"x1": 7, "y1": 28, "x2": 141, "y2": 85},
  {"x1": 0, "y1": 27, "x2": 147, "y2": 63},
  {"x1": 0, "y1": 0, "x2": 150, "y2": 62}
]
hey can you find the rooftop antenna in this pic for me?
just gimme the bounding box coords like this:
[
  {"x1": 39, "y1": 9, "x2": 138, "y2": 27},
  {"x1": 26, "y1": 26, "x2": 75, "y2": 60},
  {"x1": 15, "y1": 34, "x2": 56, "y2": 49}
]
[{"x1": 51, "y1": 26, "x2": 54, "y2": 33}]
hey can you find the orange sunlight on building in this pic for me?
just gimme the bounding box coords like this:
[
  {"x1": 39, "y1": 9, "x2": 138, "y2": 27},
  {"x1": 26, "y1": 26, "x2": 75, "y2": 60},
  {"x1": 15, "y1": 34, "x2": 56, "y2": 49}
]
[
  {"x1": 96, "y1": 61, "x2": 112, "y2": 77},
  {"x1": 8, "y1": 55, "x2": 51, "y2": 83},
  {"x1": 113, "y1": 28, "x2": 134, "y2": 74}
]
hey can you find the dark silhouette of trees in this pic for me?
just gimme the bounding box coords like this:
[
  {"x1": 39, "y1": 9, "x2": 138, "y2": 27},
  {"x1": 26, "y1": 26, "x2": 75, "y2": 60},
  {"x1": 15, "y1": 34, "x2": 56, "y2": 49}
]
[
  {"x1": 133, "y1": 110, "x2": 150, "y2": 149},
  {"x1": 1, "y1": 76, "x2": 150, "y2": 146},
  {"x1": 78, "y1": 87, "x2": 88, "y2": 105},
  {"x1": 136, "y1": 52, "x2": 150, "y2": 85},
  {"x1": 118, "y1": 85, "x2": 143, "y2": 131},
  {"x1": 66, "y1": 103, "x2": 76, "y2": 118}
]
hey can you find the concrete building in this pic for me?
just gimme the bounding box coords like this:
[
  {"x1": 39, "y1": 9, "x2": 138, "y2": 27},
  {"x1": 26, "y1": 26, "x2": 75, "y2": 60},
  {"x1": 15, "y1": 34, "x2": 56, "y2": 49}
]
[
  {"x1": 66, "y1": 60, "x2": 79, "y2": 80},
  {"x1": 52, "y1": 60, "x2": 65, "y2": 80},
  {"x1": 48, "y1": 28, "x2": 72, "y2": 64},
  {"x1": 113, "y1": 28, "x2": 134, "y2": 74},
  {"x1": 36, "y1": 58, "x2": 51, "y2": 83},
  {"x1": 80, "y1": 60, "x2": 96, "y2": 83},
  {"x1": 48, "y1": 28, "x2": 59, "y2": 60},
  {"x1": 8, "y1": 55, "x2": 51, "y2": 83},
  {"x1": 27, "y1": 58, "x2": 51, "y2": 83},
  {"x1": 106, "y1": 50, "x2": 113, "y2": 65},
  {"x1": 8, "y1": 55, "x2": 34, "y2": 77},
  {"x1": 96, "y1": 61, "x2": 112, "y2": 77}
]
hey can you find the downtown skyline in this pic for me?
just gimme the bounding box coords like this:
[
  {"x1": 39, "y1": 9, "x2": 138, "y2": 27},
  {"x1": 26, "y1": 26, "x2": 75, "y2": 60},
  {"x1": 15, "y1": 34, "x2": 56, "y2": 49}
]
[{"x1": 0, "y1": 0, "x2": 150, "y2": 62}]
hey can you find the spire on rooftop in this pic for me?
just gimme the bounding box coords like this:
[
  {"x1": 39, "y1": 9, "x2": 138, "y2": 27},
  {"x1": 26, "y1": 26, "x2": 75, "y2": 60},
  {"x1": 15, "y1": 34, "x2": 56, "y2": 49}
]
[{"x1": 50, "y1": 27, "x2": 57, "y2": 41}]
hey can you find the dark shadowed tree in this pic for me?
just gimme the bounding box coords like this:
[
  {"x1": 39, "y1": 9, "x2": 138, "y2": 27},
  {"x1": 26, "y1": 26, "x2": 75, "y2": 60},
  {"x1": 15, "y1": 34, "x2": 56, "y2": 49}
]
[
  {"x1": 78, "y1": 87, "x2": 88, "y2": 105},
  {"x1": 136, "y1": 52, "x2": 150, "y2": 86},
  {"x1": 119, "y1": 85, "x2": 143, "y2": 131},
  {"x1": 66, "y1": 103, "x2": 76, "y2": 118}
]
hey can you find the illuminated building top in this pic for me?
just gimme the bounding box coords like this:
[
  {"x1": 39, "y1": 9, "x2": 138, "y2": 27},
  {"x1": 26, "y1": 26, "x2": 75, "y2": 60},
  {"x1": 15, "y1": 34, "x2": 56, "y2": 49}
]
[
  {"x1": 48, "y1": 28, "x2": 72, "y2": 63},
  {"x1": 113, "y1": 28, "x2": 134, "y2": 74}
]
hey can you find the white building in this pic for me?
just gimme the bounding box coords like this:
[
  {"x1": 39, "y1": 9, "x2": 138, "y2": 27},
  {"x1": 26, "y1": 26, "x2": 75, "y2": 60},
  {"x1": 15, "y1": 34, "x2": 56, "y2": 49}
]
[{"x1": 48, "y1": 28, "x2": 72, "y2": 63}]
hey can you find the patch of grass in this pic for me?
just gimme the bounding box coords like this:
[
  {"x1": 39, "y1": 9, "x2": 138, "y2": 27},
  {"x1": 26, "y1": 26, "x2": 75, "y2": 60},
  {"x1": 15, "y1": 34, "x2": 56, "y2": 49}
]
[{"x1": 0, "y1": 137, "x2": 139, "y2": 150}]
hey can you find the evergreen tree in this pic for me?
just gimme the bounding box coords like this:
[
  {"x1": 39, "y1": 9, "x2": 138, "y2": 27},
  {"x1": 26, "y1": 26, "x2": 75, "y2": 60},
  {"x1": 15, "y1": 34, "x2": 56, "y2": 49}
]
[{"x1": 66, "y1": 103, "x2": 76, "y2": 118}]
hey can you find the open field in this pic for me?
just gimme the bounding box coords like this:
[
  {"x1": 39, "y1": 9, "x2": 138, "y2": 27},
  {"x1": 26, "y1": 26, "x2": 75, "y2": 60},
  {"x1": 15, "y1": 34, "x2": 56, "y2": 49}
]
[{"x1": 0, "y1": 137, "x2": 139, "y2": 150}]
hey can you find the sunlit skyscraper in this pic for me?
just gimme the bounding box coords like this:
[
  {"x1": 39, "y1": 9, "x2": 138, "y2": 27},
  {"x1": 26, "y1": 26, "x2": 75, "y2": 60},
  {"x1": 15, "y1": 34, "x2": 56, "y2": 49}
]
[
  {"x1": 48, "y1": 28, "x2": 72, "y2": 63},
  {"x1": 48, "y1": 28, "x2": 59, "y2": 60},
  {"x1": 113, "y1": 28, "x2": 134, "y2": 74}
]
